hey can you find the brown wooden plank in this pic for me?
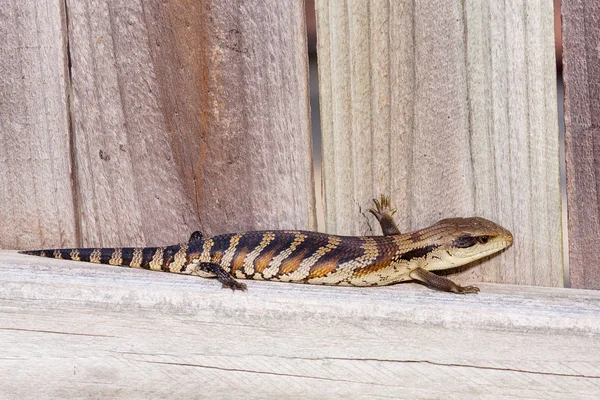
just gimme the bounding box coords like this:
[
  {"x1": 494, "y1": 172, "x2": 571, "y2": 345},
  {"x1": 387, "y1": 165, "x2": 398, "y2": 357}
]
[
  {"x1": 315, "y1": 1, "x2": 562, "y2": 286},
  {"x1": 190, "y1": 0, "x2": 315, "y2": 235},
  {"x1": 65, "y1": 0, "x2": 313, "y2": 247},
  {"x1": 562, "y1": 0, "x2": 600, "y2": 289},
  {"x1": 0, "y1": 0, "x2": 77, "y2": 249}
]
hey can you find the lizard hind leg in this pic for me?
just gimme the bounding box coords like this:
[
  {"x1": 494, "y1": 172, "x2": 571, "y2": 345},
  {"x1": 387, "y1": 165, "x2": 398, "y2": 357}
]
[
  {"x1": 369, "y1": 194, "x2": 402, "y2": 236},
  {"x1": 198, "y1": 262, "x2": 247, "y2": 291}
]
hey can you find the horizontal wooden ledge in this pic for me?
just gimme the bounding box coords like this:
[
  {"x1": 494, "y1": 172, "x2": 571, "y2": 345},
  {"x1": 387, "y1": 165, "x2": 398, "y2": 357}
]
[{"x1": 1, "y1": 250, "x2": 599, "y2": 399}]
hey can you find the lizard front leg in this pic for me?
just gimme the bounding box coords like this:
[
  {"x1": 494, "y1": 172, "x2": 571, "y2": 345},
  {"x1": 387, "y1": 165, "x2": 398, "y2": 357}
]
[
  {"x1": 369, "y1": 194, "x2": 402, "y2": 236},
  {"x1": 409, "y1": 267, "x2": 480, "y2": 294}
]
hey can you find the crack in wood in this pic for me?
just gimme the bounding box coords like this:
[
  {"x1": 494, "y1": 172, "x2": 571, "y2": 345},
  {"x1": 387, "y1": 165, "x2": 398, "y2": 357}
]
[
  {"x1": 282, "y1": 356, "x2": 600, "y2": 379},
  {"x1": 126, "y1": 354, "x2": 600, "y2": 381},
  {"x1": 0, "y1": 327, "x2": 115, "y2": 338},
  {"x1": 139, "y1": 360, "x2": 397, "y2": 386}
]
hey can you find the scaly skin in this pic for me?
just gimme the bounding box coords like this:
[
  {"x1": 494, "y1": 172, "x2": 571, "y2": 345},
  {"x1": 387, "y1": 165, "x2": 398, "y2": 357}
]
[{"x1": 20, "y1": 195, "x2": 513, "y2": 293}]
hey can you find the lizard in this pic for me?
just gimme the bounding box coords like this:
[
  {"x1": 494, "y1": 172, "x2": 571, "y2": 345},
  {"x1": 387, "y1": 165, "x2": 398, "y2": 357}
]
[{"x1": 19, "y1": 195, "x2": 513, "y2": 294}]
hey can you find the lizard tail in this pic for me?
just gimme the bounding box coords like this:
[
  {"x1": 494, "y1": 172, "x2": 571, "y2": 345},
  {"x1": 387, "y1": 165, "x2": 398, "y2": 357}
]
[
  {"x1": 19, "y1": 245, "x2": 190, "y2": 272},
  {"x1": 19, "y1": 247, "x2": 151, "y2": 266},
  {"x1": 19, "y1": 231, "x2": 205, "y2": 271}
]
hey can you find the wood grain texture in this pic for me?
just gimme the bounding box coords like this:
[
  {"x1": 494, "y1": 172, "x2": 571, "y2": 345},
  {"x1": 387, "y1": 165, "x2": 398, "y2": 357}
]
[
  {"x1": 62, "y1": 0, "x2": 313, "y2": 247},
  {"x1": 193, "y1": 0, "x2": 315, "y2": 235},
  {"x1": 2, "y1": 252, "x2": 600, "y2": 399},
  {"x1": 562, "y1": 0, "x2": 600, "y2": 289},
  {"x1": 66, "y1": 1, "x2": 201, "y2": 247},
  {"x1": 0, "y1": 0, "x2": 77, "y2": 249},
  {"x1": 315, "y1": 0, "x2": 562, "y2": 287}
]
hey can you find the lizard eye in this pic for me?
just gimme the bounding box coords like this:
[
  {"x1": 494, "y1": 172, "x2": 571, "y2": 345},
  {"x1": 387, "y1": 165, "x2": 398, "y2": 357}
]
[
  {"x1": 478, "y1": 236, "x2": 490, "y2": 244},
  {"x1": 452, "y1": 235, "x2": 477, "y2": 248}
]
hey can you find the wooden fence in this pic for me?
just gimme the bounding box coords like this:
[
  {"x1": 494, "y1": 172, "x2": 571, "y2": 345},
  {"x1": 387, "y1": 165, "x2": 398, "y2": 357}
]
[{"x1": 0, "y1": 0, "x2": 599, "y2": 398}]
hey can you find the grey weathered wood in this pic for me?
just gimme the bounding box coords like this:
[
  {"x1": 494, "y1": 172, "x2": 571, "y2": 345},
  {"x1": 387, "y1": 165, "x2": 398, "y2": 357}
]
[
  {"x1": 1, "y1": 251, "x2": 599, "y2": 399},
  {"x1": 2, "y1": 1, "x2": 313, "y2": 250},
  {"x1": 65, "y1": 0, "x2": 200, "y2": 247},
  {"x1": 562, "y1": 0, "x2": 600, "y2": 289},
  {"x1": 43, "y1": 0, "x2": 313, "y2": 248},
  {"x1": 0, "y1": 0, "x2": 77, "y2": 249},
  {"x1": 315, "y1": 0, "x2": 562, "y2": 287}
]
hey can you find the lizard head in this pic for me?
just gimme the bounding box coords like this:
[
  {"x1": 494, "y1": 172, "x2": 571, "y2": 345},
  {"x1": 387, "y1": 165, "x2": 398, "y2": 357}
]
[{"x1": 420, "y1": 217, "x2": 513, "y2": 271}]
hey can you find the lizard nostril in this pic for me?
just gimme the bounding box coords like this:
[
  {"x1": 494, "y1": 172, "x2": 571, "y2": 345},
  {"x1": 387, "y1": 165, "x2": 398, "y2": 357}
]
[{"x1": 506, "y1": 234, "x2": 514, "y2": 246}]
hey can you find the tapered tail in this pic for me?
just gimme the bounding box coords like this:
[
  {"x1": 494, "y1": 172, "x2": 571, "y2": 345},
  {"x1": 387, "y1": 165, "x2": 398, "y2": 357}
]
[
  {"x1": 19, "y1": 231, "x2": 205, "y2": 272},
  {"x1": 19, "y1": 243, "x2": 195, "y2": 273},
  {"x1": 20, "y1": 247, "x2": 156, "y2": 267}
]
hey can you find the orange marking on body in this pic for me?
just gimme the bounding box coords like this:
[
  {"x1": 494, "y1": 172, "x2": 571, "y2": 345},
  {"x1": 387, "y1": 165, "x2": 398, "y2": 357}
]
[
  {"x1": 211, "y1": 251, "x2": 223, "y2": 265},
  {"x1": 352, "y1": 254, "x2": 394, "y2": 278},
  {"x1": 278, "y1": 249, "x2": 311, "y2": 275},
  {"x1": 230, "y1": 247, "x2": 249, "y2": 275},
  {"x1": 307, "y1": 257, "x2": 341, "y2": 279},
  {"x1": 253, "y1": 248, "x2": 278, "y2": 274}
]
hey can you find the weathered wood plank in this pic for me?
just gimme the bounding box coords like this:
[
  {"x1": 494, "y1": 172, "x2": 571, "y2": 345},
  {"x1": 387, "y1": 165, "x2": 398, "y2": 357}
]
[
  {"x1": 2, "y1": 1, "x2": 313, "y2": 250},
  {"x1": 0, "y1": 0, "x2": 77, "y2": 249},
  {"x1": 192, "y1": 1, "x2": 315, "y2": 235},
  {"x1": 63, "y1": 0, "x2": 313, "y2": 248},
  {"x1": 1, "y1": 251, "x2": 599, "y2": 399},
  {"x1": 65, "y1": 1, "x2": 201, "y2": 247},
  {"x1": 562, "y1": 0, "x2": 600, "y2": 289},
  {"x1": 315, "y1": 1, "x2": 562, "y2": 286}
]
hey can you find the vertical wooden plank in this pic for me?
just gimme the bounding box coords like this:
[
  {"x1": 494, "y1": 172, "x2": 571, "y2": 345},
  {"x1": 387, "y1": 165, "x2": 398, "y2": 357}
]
[
  {"x1": 465, "y1": 0, "x2": 562, "y2": 286},
  {"x1": 66, "y1": 0, "x2": 200, "y2": 247},
  {"x1": 193, "y1": 0, "x2": 314, "y2": 234},
  {"x1": 562, "y1": 0, "x2": 600, "y2": 289},
  {"x1": 316, "y1": 0, "x2": 562, "y2": 286},
  {"x1": 0, "y1": 0, "x2": 77, "y2": 249},
  {"x1": 66, "y1": 0, "x2": 313, "y2": 247}
]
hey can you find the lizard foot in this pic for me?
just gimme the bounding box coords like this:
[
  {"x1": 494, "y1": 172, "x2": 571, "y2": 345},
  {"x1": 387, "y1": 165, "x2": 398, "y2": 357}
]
[
  {"x1": 369, "y1": 194, "x2": 401, "y2": 236},
  {"x1": 452, "y1": 285, "x2": 480, "y2": 294},
  {"x1": 200, "y1": 262, "x2": 248, "y2": 292},
  {"x1": 222, "y1": 280, "x2": 248, "y2": 292},
  {"x1": 369, "y1": 194, "x2": 397, "y2": 221}
]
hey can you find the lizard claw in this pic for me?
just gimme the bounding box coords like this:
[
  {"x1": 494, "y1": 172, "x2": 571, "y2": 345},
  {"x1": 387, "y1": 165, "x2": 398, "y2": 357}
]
[
  {"x1": 455, "y1": 285, "x2": 480, "y2": 294},
  {"x1": 370, "y1": 194, "x2": 396, "y2": 220},
  {"x1": 222, "y1": 280, "x2": 248, "y2": 292}
]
